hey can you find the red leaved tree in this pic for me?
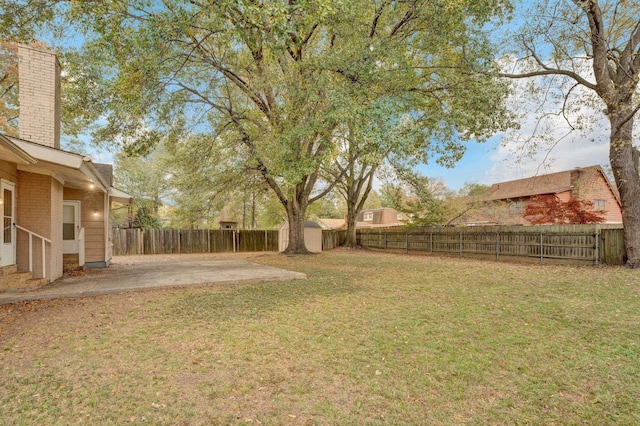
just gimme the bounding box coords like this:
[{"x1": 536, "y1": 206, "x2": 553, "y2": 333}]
[{"x1": 523, "y1": 195, "x2": 606, "y2": 225}]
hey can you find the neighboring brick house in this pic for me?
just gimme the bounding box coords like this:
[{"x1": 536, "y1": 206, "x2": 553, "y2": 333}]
[
  {"x1": 356, "y1": 207, "x2": 406, "y2": 229},
  {"x1": 0, "y1": 44, "x2": 131, "y2": 292},
  {"x1": 457, "y1": 166, "x2": 622, "y2": 226}
]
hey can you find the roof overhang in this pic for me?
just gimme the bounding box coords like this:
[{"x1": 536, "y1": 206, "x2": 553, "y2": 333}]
[
  {"x1": 109, "y1": 187, "x2": 133, "y2": 205},
  {"x1": 9, "y1": 136, "x2": 109, "y2": 192},
  {"x1": 0, "y1": 134, "x2": 38, "y2": 165},
  {"x1": 486, "y1": 186, "x2": 572, "y2": 201}
]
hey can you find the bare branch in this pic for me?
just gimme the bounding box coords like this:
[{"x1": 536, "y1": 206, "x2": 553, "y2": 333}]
[{"x1": 498, "y1": 69, "x2": 598, "y2": 91}]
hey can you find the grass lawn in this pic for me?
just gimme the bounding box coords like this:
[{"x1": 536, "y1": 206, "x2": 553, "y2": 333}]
[{"x1": 1, "y1": 250, "x2": 639, "y2": 425}]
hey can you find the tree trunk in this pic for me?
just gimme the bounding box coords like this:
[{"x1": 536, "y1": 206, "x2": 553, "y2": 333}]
[
  {"x1": 609, "y1": 110, "x2": 640, "y2": 267},
  {"x1": 283, "y1": 198, "x2": 309, "y2": 254},
  {"x1": 345, "y1": 199, "x2": 358, "y2": 248},
  {"x1": 251, "y1": 191, "x2": 256, "y2": 229}
]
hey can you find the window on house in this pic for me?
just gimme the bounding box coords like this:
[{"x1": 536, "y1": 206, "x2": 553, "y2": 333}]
[
  {"x1": 397, "y1": 212, "x2": 403, "y2": 221},
  {"x1": 363, "y1": 212, "x2": 373, "y2": 221},
  {"x1": 593, "y1": 199, "x2": 606, "y2": 211},
  {"x1": 509, "y1": 200, "x2": 524, "y2": 215}
]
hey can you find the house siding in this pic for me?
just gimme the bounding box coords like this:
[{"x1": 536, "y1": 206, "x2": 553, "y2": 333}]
[
  {"x1": 106, "y1": 200, "x2": 113, "y2": 261},
  {"x1": 0, "y1": 161, "x2": 18, "y2": 182},
  {"x1": 64, "y1": 188, "x2": 106, "y2": 263}
]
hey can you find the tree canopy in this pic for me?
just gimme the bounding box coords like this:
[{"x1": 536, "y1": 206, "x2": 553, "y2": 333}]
[
  {"x1": 523, "y1": 195, "x2": 605, "y2": 225},
  {"x1": 48, "y1": 0, "x2": 511, "y2": 252},
  {"x1": 1, "y1": 0, "x2": 514, "y2": 252}
]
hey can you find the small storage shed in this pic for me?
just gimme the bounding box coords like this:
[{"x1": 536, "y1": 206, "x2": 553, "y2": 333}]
[
  {"x1": 278, "y1": 221, "x2": 323, "y2": 253},
  {"x1": 219, "y1": 221, "x2": 238, "y2": 230}
]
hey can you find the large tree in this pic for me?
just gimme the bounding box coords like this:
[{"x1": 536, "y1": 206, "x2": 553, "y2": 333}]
[
  {"x1": 321, "y1": 1, "x2": 513, "y2": 247},
  {"x1": 500, "y1": 0, "x2": 640, "y2": 266},
  {"x1": 1, "y1": 0, "x2": 513, "y2": 253}
]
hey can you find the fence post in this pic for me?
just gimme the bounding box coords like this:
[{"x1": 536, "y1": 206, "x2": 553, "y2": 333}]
[
  {"x1": 459, "y1": 232, "x2": 463, "y2": 257},
  {"x1": 384, "y1": 231, "x2": 387, "y2": 250},
  {"x1": 496, "y1": 232, "x2": 500, "y2": 261},
  {"x1": 405, "y1": 231, "x2": 409, "y2": 254},
  {"x1": 430, "y1": 232, "x2": 433, "y2": 253},
  {"x1": 594, "y1": 232, "x2": 600, "y2": 266},
  {"x1": 540, "y1": 231, "x2": 544, "y2": 263}
]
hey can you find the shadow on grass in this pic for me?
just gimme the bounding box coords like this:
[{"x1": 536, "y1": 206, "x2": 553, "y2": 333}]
[{"x1": 168, "y1": 270, "x2": 359, "y2": 322}]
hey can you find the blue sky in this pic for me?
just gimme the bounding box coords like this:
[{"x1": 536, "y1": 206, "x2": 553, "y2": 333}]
[
  {"x1": 416, "y1": 118, "x2": 612, "y2": 192},
  {"x1": 416, "y1": 137, "x2": 502, "y2": 191}
]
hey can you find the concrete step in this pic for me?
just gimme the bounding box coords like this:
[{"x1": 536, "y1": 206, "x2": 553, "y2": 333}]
[
  {"x1": 25, "y1": 278, "x2": 48, "y2": 289},
  {"x1": 0, "y1": 271, "x2": 49, "y2": 292},
  {"x1": 0, "y1": 264, "x2": 18, "y2": 277}
]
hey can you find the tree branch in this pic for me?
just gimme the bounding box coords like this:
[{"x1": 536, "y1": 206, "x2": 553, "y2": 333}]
[{"x1": 498, "y1": 69, "x2": 597, "y2": 91}]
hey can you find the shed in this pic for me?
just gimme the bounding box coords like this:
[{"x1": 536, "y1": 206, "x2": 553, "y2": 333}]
[
  {"x1": 278, "y1": 221, "x2": 323, "y2": 253},
  {"x1": 219, "y1": 221, "x2": 238, "y2": 230}
]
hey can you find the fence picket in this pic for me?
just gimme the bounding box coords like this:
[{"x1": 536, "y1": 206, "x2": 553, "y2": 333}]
[
  {"x1": 113, "y1": 229, "x2": 279, "y2": 255},
  {"x1": 357, "y1": 225, "x2": 625, "y2": 265}
]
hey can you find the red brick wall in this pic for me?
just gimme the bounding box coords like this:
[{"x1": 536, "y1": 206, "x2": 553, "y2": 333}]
[{"x1": 580, "y1": 172, "x2": 623, "y2": 223}]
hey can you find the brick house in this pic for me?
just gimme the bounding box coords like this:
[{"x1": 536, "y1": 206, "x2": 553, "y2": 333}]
[
  {"x1": 356, "y1": 207, "x2": 406, "y2": 228},
  {"x1": 456, "y1": 166, "x2": 622, "y2": 226},
  {"x1": 0, "y1": 44, "x2": 131, "y2": 291}
]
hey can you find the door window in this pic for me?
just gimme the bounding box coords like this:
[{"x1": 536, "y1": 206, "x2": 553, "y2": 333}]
[
  {"x1": 3, "y1": 188, "x2": 12, "y2": 244},
  {"x1": 63, "y1": 205, "x2": 76, "y2": 240}
]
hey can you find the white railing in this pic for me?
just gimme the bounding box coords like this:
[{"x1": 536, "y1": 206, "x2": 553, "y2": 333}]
[
  {"x1": 78, "y1": 227, "x2": 85, "y2": 267},
  {"x1": 14, "y1": 224, "x2": 51, "y2": 279}
]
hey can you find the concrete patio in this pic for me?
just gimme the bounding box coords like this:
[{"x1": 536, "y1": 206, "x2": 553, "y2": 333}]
[{"x1": 0, "y1": 253, "x2": 306, "y2": 304}]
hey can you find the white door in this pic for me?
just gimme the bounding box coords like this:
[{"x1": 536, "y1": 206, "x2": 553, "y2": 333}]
[
  {"x1": 0, "y1": 181, "x2": 15, "y2": 266},
  {"x1": 63, "y1": 201, "x2": 81, "y2": 254}
]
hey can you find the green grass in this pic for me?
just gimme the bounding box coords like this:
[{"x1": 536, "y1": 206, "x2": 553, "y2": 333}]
[{"x1": 1, "y1": 250, "x2": 639, "y2": 425}]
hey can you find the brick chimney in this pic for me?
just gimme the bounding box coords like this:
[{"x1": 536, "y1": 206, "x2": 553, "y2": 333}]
[
  {"x1": 17, "y1": 44, "x2": 61, "y2": 149},
  {"x1": 570, "y1": 167, "x2": 582, "y2": 200}
]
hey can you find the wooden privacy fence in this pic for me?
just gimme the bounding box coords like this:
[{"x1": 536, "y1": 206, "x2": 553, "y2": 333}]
[
  {"x1": 113, "y1": 229, "x2": 279, "y2": 255},
  {"x1": 358, "y1": 225, "x2": 626, "y2": 265},
  {"x1": 322, "y1": 230, "x2": 347, "y2": 250},
  {"x1": 113, "y1": 228, "x2": 347, "y2": 255}
]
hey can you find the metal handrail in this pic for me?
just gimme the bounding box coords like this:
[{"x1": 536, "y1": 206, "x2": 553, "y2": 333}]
[{"x1": 13, "y1": 223, "x2": 51, "y2": 278}]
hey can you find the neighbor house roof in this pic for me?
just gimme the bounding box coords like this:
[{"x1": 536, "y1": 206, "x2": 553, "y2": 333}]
[
  {"x1": 317, "y1": 218, "x2": 346, "y2": 230},
  {"x1": 482, "y1": 165, "x2": 618, "y2": 202}
]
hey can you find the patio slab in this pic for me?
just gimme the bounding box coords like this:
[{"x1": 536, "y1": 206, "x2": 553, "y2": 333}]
[{"x1": 0, "y1": 253, "x2": 306, "y2": 304}]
